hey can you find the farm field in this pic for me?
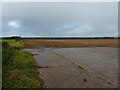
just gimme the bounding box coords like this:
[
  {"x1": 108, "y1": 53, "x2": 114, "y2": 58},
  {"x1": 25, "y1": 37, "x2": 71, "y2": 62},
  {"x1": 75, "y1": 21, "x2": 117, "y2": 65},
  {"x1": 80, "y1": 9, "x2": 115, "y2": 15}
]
[{"x1": 23, "y1": 39, "x2": 118, "y2": 48}]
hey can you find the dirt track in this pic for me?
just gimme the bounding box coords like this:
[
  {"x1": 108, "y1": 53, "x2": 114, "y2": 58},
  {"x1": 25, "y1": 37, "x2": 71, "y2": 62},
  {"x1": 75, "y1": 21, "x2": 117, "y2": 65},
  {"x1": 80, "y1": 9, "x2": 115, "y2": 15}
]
[{"x1": 24, "y1": 47, "x2": 118, "y2": 88}]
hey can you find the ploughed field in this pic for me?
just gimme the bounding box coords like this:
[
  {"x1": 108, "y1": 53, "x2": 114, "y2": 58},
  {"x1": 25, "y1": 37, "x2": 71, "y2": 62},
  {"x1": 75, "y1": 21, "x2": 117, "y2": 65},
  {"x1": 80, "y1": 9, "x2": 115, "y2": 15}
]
[
  {"x1": 23, "y1": 39, "x2": 118, "y2": 48},
  {"x1": 23, "y1": 39, "x2": 118, "y2": 88}
]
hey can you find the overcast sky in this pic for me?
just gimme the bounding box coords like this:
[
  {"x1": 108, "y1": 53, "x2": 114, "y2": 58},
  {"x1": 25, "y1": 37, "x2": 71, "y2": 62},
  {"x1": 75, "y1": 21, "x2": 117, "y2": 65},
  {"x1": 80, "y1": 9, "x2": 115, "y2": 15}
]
[{"x1": 2, "y1": 2, "x2": 118, "y2": 37}]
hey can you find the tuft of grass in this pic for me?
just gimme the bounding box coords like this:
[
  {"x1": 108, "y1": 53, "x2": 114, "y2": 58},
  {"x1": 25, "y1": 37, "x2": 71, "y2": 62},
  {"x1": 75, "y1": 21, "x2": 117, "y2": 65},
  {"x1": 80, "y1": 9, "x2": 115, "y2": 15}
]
[
  {"x1": 78, "y1": 65, "x2": 84, "y2": 70},
  {"x1": 36, "y1": 65, "x2": 63, "y2": 68},
  {"x1": 111, "y1": 56, "x2": 115, "y2": 58}
]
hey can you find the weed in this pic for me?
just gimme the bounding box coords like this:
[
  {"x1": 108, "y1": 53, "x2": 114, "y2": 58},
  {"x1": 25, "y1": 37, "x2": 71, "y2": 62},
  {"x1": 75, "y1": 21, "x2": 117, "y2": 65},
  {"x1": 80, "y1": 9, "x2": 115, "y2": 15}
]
[
  {"x1": 112, "y1": 56, "x2": 115, "y2": 58},
  {"x1": 78, "y1": 65, "x2": 84, "y2": 70}
]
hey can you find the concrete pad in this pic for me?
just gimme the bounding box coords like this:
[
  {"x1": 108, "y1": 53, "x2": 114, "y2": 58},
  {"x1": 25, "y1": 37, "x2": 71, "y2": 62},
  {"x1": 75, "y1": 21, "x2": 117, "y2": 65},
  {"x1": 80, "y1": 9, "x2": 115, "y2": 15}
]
[
  {"x1": 51, "y1": 47, "x2": 118, "y2": 87},
  {"x1": 38, "y1": 66, "x2": 113, "y2": 88},
  {"x1": 24, "y1": 47, "x2": 118, "y2": 88},
  {"x1": 25, "y1": 49, "x2": 72, "y2": 67}
]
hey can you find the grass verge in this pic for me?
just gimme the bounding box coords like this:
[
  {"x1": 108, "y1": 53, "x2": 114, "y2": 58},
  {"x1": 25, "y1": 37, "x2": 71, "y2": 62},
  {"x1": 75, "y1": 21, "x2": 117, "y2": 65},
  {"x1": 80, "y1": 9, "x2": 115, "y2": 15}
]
[
  {"x1": 1, "y1": 39, "x2": 35, "y2": 48},
  {"x1": 2, "y1": 40, "x2": 41, "y2": 88}
]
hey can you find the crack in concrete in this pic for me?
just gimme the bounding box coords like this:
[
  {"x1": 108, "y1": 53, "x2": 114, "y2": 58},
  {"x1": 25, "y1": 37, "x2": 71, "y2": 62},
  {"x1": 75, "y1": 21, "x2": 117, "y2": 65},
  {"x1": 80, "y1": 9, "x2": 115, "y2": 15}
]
[
  {"x1": 48, "y1": 50, "x2": 85, "y2": 70},
  {"x1": 36, "y1": 65, "x2": 65, "y2": 69}
]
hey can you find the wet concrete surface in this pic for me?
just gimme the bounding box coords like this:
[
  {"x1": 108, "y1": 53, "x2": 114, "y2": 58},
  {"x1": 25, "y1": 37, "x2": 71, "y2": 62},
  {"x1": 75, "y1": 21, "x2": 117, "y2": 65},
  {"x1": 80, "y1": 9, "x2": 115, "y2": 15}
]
[{"x1": 24, "y1": 47, "x2": 118, "y2": 88}]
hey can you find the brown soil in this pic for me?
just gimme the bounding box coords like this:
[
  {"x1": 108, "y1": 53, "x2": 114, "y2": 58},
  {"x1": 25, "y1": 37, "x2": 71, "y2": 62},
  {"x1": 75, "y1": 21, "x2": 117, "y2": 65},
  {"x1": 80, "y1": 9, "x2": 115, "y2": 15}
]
[{"x1": 23, "y1": 39, "x2": 118, "y2": 48}]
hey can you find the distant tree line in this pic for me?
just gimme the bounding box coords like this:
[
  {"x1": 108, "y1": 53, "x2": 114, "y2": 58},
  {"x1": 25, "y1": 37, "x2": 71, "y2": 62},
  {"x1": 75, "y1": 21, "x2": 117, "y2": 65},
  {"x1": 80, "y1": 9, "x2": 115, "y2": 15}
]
[{"x1": 1, "y1": 36, "x2": 119, "y2": 39}]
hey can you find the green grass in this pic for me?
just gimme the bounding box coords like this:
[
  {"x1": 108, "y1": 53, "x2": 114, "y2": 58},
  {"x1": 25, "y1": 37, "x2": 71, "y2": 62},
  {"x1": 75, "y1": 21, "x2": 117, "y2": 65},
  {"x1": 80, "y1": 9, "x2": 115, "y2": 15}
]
[
  {"x1": 2, "y1": 50, "x2": 41, "y2": 88},
  {"x1": 1, "y1": 39, "x2": 35, "y2": 48},
  {"x1": 0, "y1": 39, "x2": 15, "y2": 43},
  {"x1": 2, "y1": 40, "x2": 41, "y2": 88},
  {"x1": 78, "y1": 65, "x2": 84, "y2": 70}
]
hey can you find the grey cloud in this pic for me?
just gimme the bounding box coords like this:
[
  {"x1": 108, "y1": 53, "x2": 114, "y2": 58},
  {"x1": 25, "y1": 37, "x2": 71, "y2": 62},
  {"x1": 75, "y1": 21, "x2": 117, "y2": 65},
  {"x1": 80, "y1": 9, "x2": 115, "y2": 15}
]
[{"x1": 2, "y1": 2, "x2": 118, "y2": 37}]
